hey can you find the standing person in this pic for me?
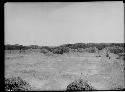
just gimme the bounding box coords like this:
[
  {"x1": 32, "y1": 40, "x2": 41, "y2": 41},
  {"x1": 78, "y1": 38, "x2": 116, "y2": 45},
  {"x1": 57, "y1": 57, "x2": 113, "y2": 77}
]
[{"x1": 105, "y1": 48, "x2": 110, "y2": 59}]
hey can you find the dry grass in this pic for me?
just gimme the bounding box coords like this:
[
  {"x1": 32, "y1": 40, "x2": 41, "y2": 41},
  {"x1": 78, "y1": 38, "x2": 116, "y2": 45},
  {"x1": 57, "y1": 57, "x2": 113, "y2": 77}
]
[{"x1": 5, "y1": 50, "x2": 124, "y2": 91}]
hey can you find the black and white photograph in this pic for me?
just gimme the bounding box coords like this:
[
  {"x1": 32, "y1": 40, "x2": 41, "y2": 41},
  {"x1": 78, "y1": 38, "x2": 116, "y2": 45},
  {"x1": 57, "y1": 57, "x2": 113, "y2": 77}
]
[{"x1": 5, "y1": 2, "x2": 124, "y2": 91}]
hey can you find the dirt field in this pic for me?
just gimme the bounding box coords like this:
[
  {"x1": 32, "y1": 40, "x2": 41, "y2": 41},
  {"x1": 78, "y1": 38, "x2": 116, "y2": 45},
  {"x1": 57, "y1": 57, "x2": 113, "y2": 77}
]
[{"x1": 5, "y1": 50, "x2": 124, "y2": 90}]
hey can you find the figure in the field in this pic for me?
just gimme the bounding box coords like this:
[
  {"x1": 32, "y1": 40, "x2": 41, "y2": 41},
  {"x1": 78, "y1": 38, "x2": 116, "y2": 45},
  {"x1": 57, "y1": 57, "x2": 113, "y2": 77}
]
[{"x1": 105, "y1": 48, "x2": 110, "y2": 59}]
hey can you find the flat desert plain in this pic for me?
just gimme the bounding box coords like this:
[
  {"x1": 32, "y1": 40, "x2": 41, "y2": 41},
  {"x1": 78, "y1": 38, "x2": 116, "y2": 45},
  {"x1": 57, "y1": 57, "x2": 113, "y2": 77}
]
[{"x1": 5, "y1": 50, "x2": 124, "y2": 90}]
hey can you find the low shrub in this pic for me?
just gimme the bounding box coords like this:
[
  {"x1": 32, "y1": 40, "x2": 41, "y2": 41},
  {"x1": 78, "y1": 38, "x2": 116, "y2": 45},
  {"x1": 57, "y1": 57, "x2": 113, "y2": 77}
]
[
  {"x1": 66, "y1": 79, "x2": 96, "y2": 91},
  {"x1": 108, "y1": 46, "x2": 124, "y2": 54},
  {"x1": 5, "y1": 76, "x2": 32, "y2": 91},
  {"x1": 85, "y1": 47, "x2": 98, "y2": 53},
  {"x1": 52, "y1": 48, "x2": 64, "y2": 54}
]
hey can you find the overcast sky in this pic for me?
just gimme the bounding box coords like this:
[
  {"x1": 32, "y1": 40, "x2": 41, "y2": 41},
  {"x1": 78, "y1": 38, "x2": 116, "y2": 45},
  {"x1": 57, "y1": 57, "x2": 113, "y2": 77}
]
[{"x1": 5, "y1": 2, "x2": 124, "y2": 46}]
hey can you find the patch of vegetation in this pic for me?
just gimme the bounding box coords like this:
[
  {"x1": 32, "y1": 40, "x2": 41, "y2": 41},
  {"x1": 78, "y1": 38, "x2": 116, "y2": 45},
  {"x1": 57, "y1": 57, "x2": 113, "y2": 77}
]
[
  {"x1": 85, "y1": 47, "x2": 98, "y2": 53},
  {"x1": 51, "y1": 47, "x2": 69, "y2": 54},
  {"x1": 5, "y1": 76, "x2": 32, "y2": 91},
  {"x1": 109, "y1": 46, "x2": 124, "y2": 54},
  {"x1": 5, "y1": 44, "x2": 29, "y2": 50},
  {"x1": 5, "y1": 43, "x2": 124, "y2": 55},
  {"x1": 66, "y1": 79, "x2": 96, "y2": 91}
]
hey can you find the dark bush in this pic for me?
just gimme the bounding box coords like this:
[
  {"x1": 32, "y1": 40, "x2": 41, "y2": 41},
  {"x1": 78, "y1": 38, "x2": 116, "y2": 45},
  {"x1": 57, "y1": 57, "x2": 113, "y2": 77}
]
[
  {"x1": 85, "y1": 47, "x2": 98, "y2": 53},
  {"x1": 52, "y1": 47, "x2": 69, "y2": 54},
  {"x1": 109, "y1": 46, "x2": 124, "y2": 54},
  {"x1": 5, "y1": 44, "x2": 29, "y2": 50},
  {"x1": 73, "y1": 43, "x2": 87, "y2": 49},
  {"x1": 61, "y1": 47, "x2": 70, "y2": 53},
  {"x1": 5, "y1": 77, "x2": 32, "y2": 91},
  {"x1": 66, "y1": 79, "x2": 96, "y2": 91}
]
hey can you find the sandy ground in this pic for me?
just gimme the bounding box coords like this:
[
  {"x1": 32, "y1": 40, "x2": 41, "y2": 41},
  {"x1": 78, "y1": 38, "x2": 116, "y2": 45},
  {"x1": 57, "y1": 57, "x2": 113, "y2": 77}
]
[{"x1": 5, "y1": 50, "x2": 124, "y2": 90}]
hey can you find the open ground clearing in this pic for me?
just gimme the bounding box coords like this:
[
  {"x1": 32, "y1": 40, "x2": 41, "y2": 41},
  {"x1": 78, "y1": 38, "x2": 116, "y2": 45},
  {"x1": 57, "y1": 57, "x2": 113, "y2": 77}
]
[{"x1": 5, "y1": 50, "x2": 124, "y2": 90}]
